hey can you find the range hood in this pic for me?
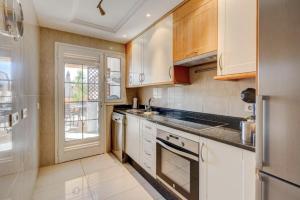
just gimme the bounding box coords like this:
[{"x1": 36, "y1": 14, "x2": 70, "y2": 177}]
[{"x1": 174, "y1": 51, "x2": 217, "y2": 67}]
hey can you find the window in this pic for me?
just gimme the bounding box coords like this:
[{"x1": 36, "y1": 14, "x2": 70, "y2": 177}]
[
  {"x1": 105, "y1": 54, "x2": 125, "y2": 103},
  {"x1": 64, "y1": 63, "x2": 100, "y2": 142}
]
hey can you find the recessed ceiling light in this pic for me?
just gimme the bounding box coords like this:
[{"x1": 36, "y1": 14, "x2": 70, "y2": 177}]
[
  {"x1": 122, "y1": 34, "x2": 127, "y2": 38},
  {"x1": 146, "y1": 13, "x2": 151, "y2": 18}
]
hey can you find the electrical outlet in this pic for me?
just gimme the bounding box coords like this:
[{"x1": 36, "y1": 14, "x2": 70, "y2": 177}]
[
  {"x1": 245, "y1": 103, "x2": 254, "y2": 113},
  {"x1": 9, "y1": 112, "x2": 19, "y2": 127}
]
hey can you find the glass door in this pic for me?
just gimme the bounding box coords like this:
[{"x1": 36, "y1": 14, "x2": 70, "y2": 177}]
[
  {"x1": 56, "y1": 43, "x2": 104, "y2": 163},
  {"x1": 64, "y1": 63, "x2": 100, "y2": 143}
]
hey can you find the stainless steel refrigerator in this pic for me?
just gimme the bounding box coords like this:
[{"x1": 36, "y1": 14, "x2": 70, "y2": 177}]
[{"x1": 256, "y1": 0, "x2": 300, "y2": 199}]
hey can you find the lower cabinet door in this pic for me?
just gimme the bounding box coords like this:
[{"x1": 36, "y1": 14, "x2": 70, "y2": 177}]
[
  {"x1": 206, "y1": 140, "x2": 243, "y2": 200},
  {"x1": 125, "y1": 114, "x2": 140, "y2": 163}
]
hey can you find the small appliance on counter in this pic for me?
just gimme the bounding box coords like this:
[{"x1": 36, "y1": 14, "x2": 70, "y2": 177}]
[
  {"x1": 132, "y1": 97, "x2": 138, "y2": 109},
  {"x1": 240, "y1": 88, "x2": 256, "y2": 144}
]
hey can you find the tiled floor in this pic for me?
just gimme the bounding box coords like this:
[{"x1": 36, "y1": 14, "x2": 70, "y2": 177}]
[{"x1": 33, "y1": 154, "x2": 165, "y2": 200}]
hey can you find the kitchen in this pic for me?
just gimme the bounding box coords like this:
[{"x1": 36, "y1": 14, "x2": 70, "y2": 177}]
[{"x1": 0, "y1": 0, "x2": 299, "y2": 200}]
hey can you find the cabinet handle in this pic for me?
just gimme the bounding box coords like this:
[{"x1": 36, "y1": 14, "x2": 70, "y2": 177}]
[
  {"x1": 141, "y1": 73, "x2": 145, "y2": 82},
  {"x1": 200, "y1": 143, "x2": 205, "y2": 162},
  {"x1": 169, "y1": 66, "x2": 173, "y2": 80},
  {"x1": 145, "y1": 125, "x2": 152, "y2": 130},
  {"x1": 144, "y1": 162, "x2": 151, "y2": 169},
  {"x1": 138, "y1": 73, "x2": 142, "y2": 83},
  {"x1": 145, "y1": 139, "x2": 152, "y2": 143},
  {"x1": 218, "y1": 53, "x2": 223, "y2": 72},
  {"x1": 145, "y1": 151, "x2": 151, "y2": 156},
  {"x1": 129, "y1": 74, "x2": 132, "y2": 85}
]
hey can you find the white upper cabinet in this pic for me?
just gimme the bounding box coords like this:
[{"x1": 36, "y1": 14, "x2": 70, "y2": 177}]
[
  {"x1": 130, "y1": 37, "x2": 143, "y2": 86},
  {"x1": 217, "y1": 0, "x2": 257, "y2": 76},
  {"x1": 126, "y1": 15, "x2": 173, "y2": 87},
  {"x1": 143, "y1": 15, "x2": 173, "y2": 85}
]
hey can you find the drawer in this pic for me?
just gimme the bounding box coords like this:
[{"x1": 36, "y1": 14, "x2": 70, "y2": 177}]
[
  {"x1": 142, "y1": 120, "x2": 156, "y2": 136},
  {"x1": 142, "y1": 132, "x2": 154, "y2": 144},
  {"x1": 142, "y1": 144, "x2": 153, "y2": 160},
  {"x1": 142, "y1": 156, "x2": 154, "y2": 175}
]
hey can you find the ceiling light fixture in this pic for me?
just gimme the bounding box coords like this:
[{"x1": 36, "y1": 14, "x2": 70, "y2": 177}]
[
  {"x1": 146, "y1": 13, "x2": 151, "y2": 18},
  {"x1": 97, "y1": 0, "x2": 106, "y2": 16},
  {"x1": 122, "y1": 34, "x2": 127, "y2": 38}
]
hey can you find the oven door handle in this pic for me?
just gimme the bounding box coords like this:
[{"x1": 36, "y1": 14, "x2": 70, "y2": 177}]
[{"x1": 157, "y1": 140, "x2": 199, "y2": 161}]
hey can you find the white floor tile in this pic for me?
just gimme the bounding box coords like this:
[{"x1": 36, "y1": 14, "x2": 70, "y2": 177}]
[
  {"x1": 33, "y1": 176, "x2": 92, "y2": 200},
  {"x1": 85, "y1": 165, "x2": 130, "y2": 186},
  {"x1": 105, "y1": 186, "x2": 154, "y2": 200},
  {"x1": 34, "y1": 154, "x2": 164, "y2": 200},
  {"x1": 80, "y1": 154, "x2": 120, "y2": 175},
  {"x1": 89, "y1": 174, "x2": 139, "y2": 200},
  {"x1": 36, "y1": 160, "x2": 84, "y2": 188}
]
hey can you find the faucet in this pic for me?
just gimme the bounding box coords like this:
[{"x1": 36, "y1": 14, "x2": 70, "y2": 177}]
[{"x1": 145, "y1": 98, "x2": 152, "y2": 112}]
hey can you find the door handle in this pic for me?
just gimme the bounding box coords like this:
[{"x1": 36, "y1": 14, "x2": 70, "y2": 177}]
[
  {"x1": 218, "y1": 53, "x2": 223, "y2": 72},
  {"x1": 169, "y1": 66, "x2": 173, "y2": 80},
  {"x1": 200, "y1": 143, "x2": 205, "y2": 162},
  {"x1": 138, "y1": 73, "x2": 142, "y2": 83},
  {"x1": 141, "y1": 73, "x2": 145, "y2": 82},
  {"x1": 256, "y1": 95, "x2": 269, "y2": 168},
  {"x1": 157, "y1": 140, "x2": 199, "y2": 161}
]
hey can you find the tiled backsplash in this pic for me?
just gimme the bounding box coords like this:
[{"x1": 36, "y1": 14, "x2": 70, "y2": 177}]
[{"x1": 137, "y1": 64, "x2": 256, "y2": 118}]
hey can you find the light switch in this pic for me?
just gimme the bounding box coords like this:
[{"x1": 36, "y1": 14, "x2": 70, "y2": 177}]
[{"x1": 21, "y1": 108, "x2": 28, "y2": 119}]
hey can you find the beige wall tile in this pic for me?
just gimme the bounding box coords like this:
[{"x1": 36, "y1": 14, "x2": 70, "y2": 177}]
[{"x1": 137, "y1": 64, "x2": 256, "y2": 118}]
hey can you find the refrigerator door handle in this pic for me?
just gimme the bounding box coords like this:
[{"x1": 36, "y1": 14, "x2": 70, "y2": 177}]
[{"x1": 256, "y1": 95, "x2": 269, "y2": 168}]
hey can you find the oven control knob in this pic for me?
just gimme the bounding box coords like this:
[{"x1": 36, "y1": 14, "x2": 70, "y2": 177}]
[
  {"x1": 166, "y1": 136, "x2": 170, "y2": 140},
  {"x1": 181, "y1": 142, "x2": 185, "y2": 147}
]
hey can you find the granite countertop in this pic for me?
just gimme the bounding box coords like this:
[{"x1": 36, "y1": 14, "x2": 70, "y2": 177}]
[{"x1": 115, "y1": 108, "x2": 255, "y2": 152}]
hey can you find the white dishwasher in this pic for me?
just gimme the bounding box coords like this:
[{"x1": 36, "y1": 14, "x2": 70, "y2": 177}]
[{"x1": 111, "y1": 112, "x2": 127, "y2": 162}]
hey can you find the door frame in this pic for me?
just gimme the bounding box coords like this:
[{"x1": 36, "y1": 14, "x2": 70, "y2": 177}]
[{"x1": 54, "y1": 42, "x2": 109, "y2": 163}]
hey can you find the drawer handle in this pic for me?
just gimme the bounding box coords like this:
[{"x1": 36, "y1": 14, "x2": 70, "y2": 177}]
[
  {"x1": 144, "y1": 163, "x2": 151, "y2": 169},
  {"x1": 145, "y1": 139, "x2": 152, "y2": 143},
  {"x1": 145, "y1": 125, "x2": 152, "y2": 130},
  {"x1": 145, "y1": 151, "x2": 151, "y2": 156}
]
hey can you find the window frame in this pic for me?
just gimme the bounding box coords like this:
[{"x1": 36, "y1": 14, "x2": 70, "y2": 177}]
[{"x1": 104, "y1": 52, "x2": 126, "y2": 104}]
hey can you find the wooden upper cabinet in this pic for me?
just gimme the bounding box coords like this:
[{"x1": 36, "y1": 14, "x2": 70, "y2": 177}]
[
  {"x1": 216, "y1": 0, "x2": 257, "y2": 79},
  {"x1": 173, "y1": 0, "x2": 218, "y2": 63}
]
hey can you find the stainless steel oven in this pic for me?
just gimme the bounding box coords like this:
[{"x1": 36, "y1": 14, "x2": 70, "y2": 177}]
[{"x1": 156, "y1": 128, "x2": 199, "y2": 200}]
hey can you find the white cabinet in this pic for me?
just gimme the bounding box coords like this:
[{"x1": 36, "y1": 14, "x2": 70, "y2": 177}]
[
  {"x1": 217, "y1": 0, "x2": 257, "y2": 76},
  {"x1": 125, "y1": 114, "x2": 140, "y2": 163},
  {"x1": 129, "y1": 37, "x2": 143, "y2": 86},
  {"x1": 139, "y1": 119, "x2": 157, "y2": 177},
  {"x1": 201, "y1": 138, "x2": 256, "y2": 200},
  {"x1": 125, "y1": 115, "x2": 157, "y2": 176},
  {"x1": 242, "y1": 150, "x2": 256, "y2": 200},
  {"x1": 206, "y1": 139, "x2": 243, "y2": 200},
  {"x1": 126, "y1": 15, "x2": 173, "y2": 87},
  {"x1": 143, "y1": 15, "x2": 173, "y2": 85}
]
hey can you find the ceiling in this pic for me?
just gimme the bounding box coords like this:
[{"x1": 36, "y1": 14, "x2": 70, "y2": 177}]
[{"x1": 32, "y1": 0, "x2": 183, "y2": 43}]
